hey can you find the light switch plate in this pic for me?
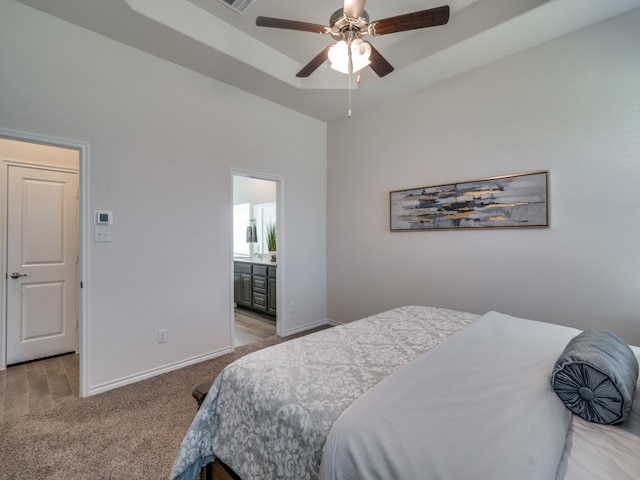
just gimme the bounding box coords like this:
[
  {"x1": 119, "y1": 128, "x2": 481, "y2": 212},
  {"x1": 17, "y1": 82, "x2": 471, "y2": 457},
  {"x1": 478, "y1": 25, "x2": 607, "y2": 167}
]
[{"x1": 94, "y1": 226, "x2": 111, "y2": 242}]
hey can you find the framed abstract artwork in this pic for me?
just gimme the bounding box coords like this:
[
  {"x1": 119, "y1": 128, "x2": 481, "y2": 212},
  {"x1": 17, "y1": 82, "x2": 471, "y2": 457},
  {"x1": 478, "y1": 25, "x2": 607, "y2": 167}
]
[{"x1": 390, "y1": 171, "x2": 548, "y2": 231}]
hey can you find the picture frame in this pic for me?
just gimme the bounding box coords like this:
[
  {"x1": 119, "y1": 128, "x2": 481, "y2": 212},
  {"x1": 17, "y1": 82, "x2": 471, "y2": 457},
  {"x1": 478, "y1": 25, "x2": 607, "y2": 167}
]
[{"x1": 390, "y1": 171, "x2": 548, "y2": 231}]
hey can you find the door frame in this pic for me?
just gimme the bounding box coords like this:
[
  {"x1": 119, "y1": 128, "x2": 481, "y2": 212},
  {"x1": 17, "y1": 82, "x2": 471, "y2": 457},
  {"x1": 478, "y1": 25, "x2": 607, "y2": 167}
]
[
  {"x1": 0, "y1": 128, "x2": 90, "y2": 398},
  {"x1": 230, "y1": 169, "x2": 285, "y2": 339}
]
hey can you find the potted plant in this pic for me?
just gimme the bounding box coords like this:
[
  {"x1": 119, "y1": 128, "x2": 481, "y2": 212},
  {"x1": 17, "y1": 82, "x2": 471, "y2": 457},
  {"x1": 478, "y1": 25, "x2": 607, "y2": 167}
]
[{"x1": 265, "y1": 222, "x2": 277, "y2": 262}]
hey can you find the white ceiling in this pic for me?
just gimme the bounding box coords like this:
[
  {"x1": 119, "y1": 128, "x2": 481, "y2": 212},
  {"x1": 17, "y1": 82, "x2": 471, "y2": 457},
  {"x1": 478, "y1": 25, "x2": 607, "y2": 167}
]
[{"x1": 16, "y1": 0, "x2": 640, "y2": 122}]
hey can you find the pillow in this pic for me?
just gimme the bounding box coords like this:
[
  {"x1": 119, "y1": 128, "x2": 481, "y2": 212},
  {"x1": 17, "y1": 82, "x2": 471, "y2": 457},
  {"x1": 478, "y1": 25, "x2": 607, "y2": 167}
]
[{"x1": 551, "y1": 330, "x2": 639, "y2": 424}]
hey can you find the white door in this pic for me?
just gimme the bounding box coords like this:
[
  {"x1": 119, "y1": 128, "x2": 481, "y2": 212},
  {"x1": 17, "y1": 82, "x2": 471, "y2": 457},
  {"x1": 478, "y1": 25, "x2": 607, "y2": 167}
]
[{"x1": 6, "y1": 165, "x2": 78, "y2": 365}]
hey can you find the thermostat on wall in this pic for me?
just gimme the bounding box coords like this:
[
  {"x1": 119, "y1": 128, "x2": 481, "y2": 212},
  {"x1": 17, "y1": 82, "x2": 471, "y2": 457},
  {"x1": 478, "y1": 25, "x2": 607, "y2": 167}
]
[{"x1": 94, "y1": 211, "x2": 113, "y2": 225}]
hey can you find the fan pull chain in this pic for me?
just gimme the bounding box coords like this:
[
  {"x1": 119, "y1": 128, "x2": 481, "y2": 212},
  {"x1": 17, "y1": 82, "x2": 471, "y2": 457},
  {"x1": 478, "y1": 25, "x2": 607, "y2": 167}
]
[
  {"x1": 348, "y1": 74, "x2": 352, "y2": 118},
  {"x1": 348, "y1": 39, "x2": 353, "y2": 118}
]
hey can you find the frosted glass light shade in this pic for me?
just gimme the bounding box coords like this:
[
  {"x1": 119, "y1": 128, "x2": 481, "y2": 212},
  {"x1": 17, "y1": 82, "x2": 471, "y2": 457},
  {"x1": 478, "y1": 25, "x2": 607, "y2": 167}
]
[{"x1": 329, "y1": 39, "x2": 371, "y2": 74}]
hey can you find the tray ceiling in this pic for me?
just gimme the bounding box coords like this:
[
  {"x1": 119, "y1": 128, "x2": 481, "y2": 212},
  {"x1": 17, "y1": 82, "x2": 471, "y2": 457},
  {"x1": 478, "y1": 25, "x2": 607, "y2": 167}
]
[{"x1": 16, "y1": 0, "x2": 640, "y2": 121}]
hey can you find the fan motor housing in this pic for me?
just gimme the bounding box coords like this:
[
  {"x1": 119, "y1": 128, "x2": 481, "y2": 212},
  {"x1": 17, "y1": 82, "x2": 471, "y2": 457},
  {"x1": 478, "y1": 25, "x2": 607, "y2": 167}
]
[{"x1": 330, "y1": 8, "x2": 369, "y2": 36}]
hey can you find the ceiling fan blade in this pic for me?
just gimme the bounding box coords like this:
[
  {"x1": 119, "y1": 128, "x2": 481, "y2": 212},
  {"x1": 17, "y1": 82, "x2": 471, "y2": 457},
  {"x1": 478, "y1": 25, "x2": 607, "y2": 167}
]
[
  {"x1": 368, "y1": 43, "x2": 394, "y2": 77},
  {"x1": 369, "y1": 5, "x2": 450, "y2": 36},
  {"x1": 296, "y1": 46, "x2": 332, "y2": 77},
  {"x1": 256, "y1": 16, "x2": 329, "y2": 34},
  {"x1": 343, "y1": 0, "x2": 366, "y2": 19}
]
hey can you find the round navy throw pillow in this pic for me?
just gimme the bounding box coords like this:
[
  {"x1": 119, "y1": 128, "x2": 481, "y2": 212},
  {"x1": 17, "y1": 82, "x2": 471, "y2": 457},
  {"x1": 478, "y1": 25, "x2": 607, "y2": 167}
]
[{"x1": 551, "y1": 330, "x2": 638, "y2": 425}]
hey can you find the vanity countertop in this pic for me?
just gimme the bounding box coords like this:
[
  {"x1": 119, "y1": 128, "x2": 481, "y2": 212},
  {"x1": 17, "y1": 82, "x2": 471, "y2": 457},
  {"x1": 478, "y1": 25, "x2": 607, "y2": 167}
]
[{"x1": 234, "y1": 256, "x2": 277, "y2": 266}]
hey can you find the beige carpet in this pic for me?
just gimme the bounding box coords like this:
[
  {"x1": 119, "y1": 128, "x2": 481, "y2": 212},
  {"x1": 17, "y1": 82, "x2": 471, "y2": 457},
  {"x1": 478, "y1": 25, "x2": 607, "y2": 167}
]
[{"x1": 0, "y1": 335, "x2": 290, "y2": 480}]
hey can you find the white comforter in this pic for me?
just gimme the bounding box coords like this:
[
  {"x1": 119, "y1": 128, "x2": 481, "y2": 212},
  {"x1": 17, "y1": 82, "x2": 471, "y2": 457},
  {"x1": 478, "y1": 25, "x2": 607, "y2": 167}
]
[{"x1": 320, "y1": 311, "x2": 581, "y2": 480}]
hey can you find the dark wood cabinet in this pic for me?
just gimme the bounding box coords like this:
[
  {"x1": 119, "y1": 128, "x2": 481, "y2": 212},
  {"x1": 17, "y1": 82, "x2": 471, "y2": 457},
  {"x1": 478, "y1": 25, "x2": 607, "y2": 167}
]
[
  {"x1": 233, "y1": 262, "x2": 253, "y2": 308},
  {"x1": 268, "y1": 267, "x2": 277, "y2": 315},
  {"x1": 234, "y1": 261, "x2": 276, "y2": 317}
]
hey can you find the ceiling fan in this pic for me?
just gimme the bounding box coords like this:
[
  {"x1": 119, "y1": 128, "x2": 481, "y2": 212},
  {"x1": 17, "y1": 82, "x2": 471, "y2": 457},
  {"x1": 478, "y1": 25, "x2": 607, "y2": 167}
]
[{"x1": 256, "y1": 0, "x2": 450, "y2": 78}]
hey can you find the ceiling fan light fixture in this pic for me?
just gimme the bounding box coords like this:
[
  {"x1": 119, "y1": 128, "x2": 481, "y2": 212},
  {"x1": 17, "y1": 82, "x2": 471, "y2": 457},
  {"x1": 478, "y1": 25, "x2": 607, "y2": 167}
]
[
  {"x1": 257, "y1": 2, "x2": 450, "y2": 80},
  {"x1": 328, "y1": 38, "x2": 371, "y2": 74},
  {"x1": 328, "y1": 40, "x2": 348, "y2": 73}
]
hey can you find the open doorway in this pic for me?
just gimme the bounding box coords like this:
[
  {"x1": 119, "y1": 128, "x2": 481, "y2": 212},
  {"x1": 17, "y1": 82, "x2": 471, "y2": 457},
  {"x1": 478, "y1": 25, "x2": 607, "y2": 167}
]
[
  {"x1": 232, "y1": 172, "x2": 280, "y2": 346},
  {"x1": 0, "y1": 133, "x2": 86, "y2": 417}
]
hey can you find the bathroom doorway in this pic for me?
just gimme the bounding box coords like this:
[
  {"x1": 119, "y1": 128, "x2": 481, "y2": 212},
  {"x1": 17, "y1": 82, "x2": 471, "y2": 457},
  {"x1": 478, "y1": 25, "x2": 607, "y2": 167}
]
[{"x1": 231, "y1": 172, "x2": 281, "y2": 345}]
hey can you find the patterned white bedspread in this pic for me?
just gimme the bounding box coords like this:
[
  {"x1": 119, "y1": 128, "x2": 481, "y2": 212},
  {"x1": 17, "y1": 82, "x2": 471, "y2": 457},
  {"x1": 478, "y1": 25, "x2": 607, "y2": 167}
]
[{"x1": 169, "y1": 305, "x2": 478, "y2": 480}]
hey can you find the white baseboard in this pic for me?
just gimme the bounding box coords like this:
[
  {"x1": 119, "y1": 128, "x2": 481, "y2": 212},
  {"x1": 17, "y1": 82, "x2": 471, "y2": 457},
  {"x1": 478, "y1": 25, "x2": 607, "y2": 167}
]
[
  {"x1": 89, "y1": 319, "x2": 342, "y2": 395},
  {"x1": 88, "y1": 346, "x2": 233, "y2": 396},
  {"x1": 282, "y1": 318, "x2": 330, "y2": 336}
]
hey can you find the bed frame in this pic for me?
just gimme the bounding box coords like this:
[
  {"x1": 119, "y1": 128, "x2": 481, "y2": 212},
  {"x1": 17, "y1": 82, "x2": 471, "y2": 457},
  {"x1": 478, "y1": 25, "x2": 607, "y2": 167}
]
[{"x1": 201, "y1": 459, "x2": 240, "y2": 480}]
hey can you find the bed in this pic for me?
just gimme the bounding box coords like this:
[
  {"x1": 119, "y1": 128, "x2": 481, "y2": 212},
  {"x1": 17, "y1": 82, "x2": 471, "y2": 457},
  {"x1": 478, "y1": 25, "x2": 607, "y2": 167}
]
[{"x1": 170, "y1": 305, "x2": 640, "y2": 480}]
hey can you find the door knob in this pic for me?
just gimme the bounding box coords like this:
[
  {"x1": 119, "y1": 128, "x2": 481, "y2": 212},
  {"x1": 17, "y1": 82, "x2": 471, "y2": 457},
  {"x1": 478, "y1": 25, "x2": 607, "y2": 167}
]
[{"x1": 10, "y1": 272, "x2": 27, "y2": 279}]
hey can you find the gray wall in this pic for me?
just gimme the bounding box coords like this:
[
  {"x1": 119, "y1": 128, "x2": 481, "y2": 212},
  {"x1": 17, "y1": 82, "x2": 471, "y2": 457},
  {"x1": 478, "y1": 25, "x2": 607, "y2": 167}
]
[
  {"x1": 0, "y1": 0, "x2": 327, "y2": 394},
  {"x1": 327, "y1": 9, "x2": 640, "y2": 345}
]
